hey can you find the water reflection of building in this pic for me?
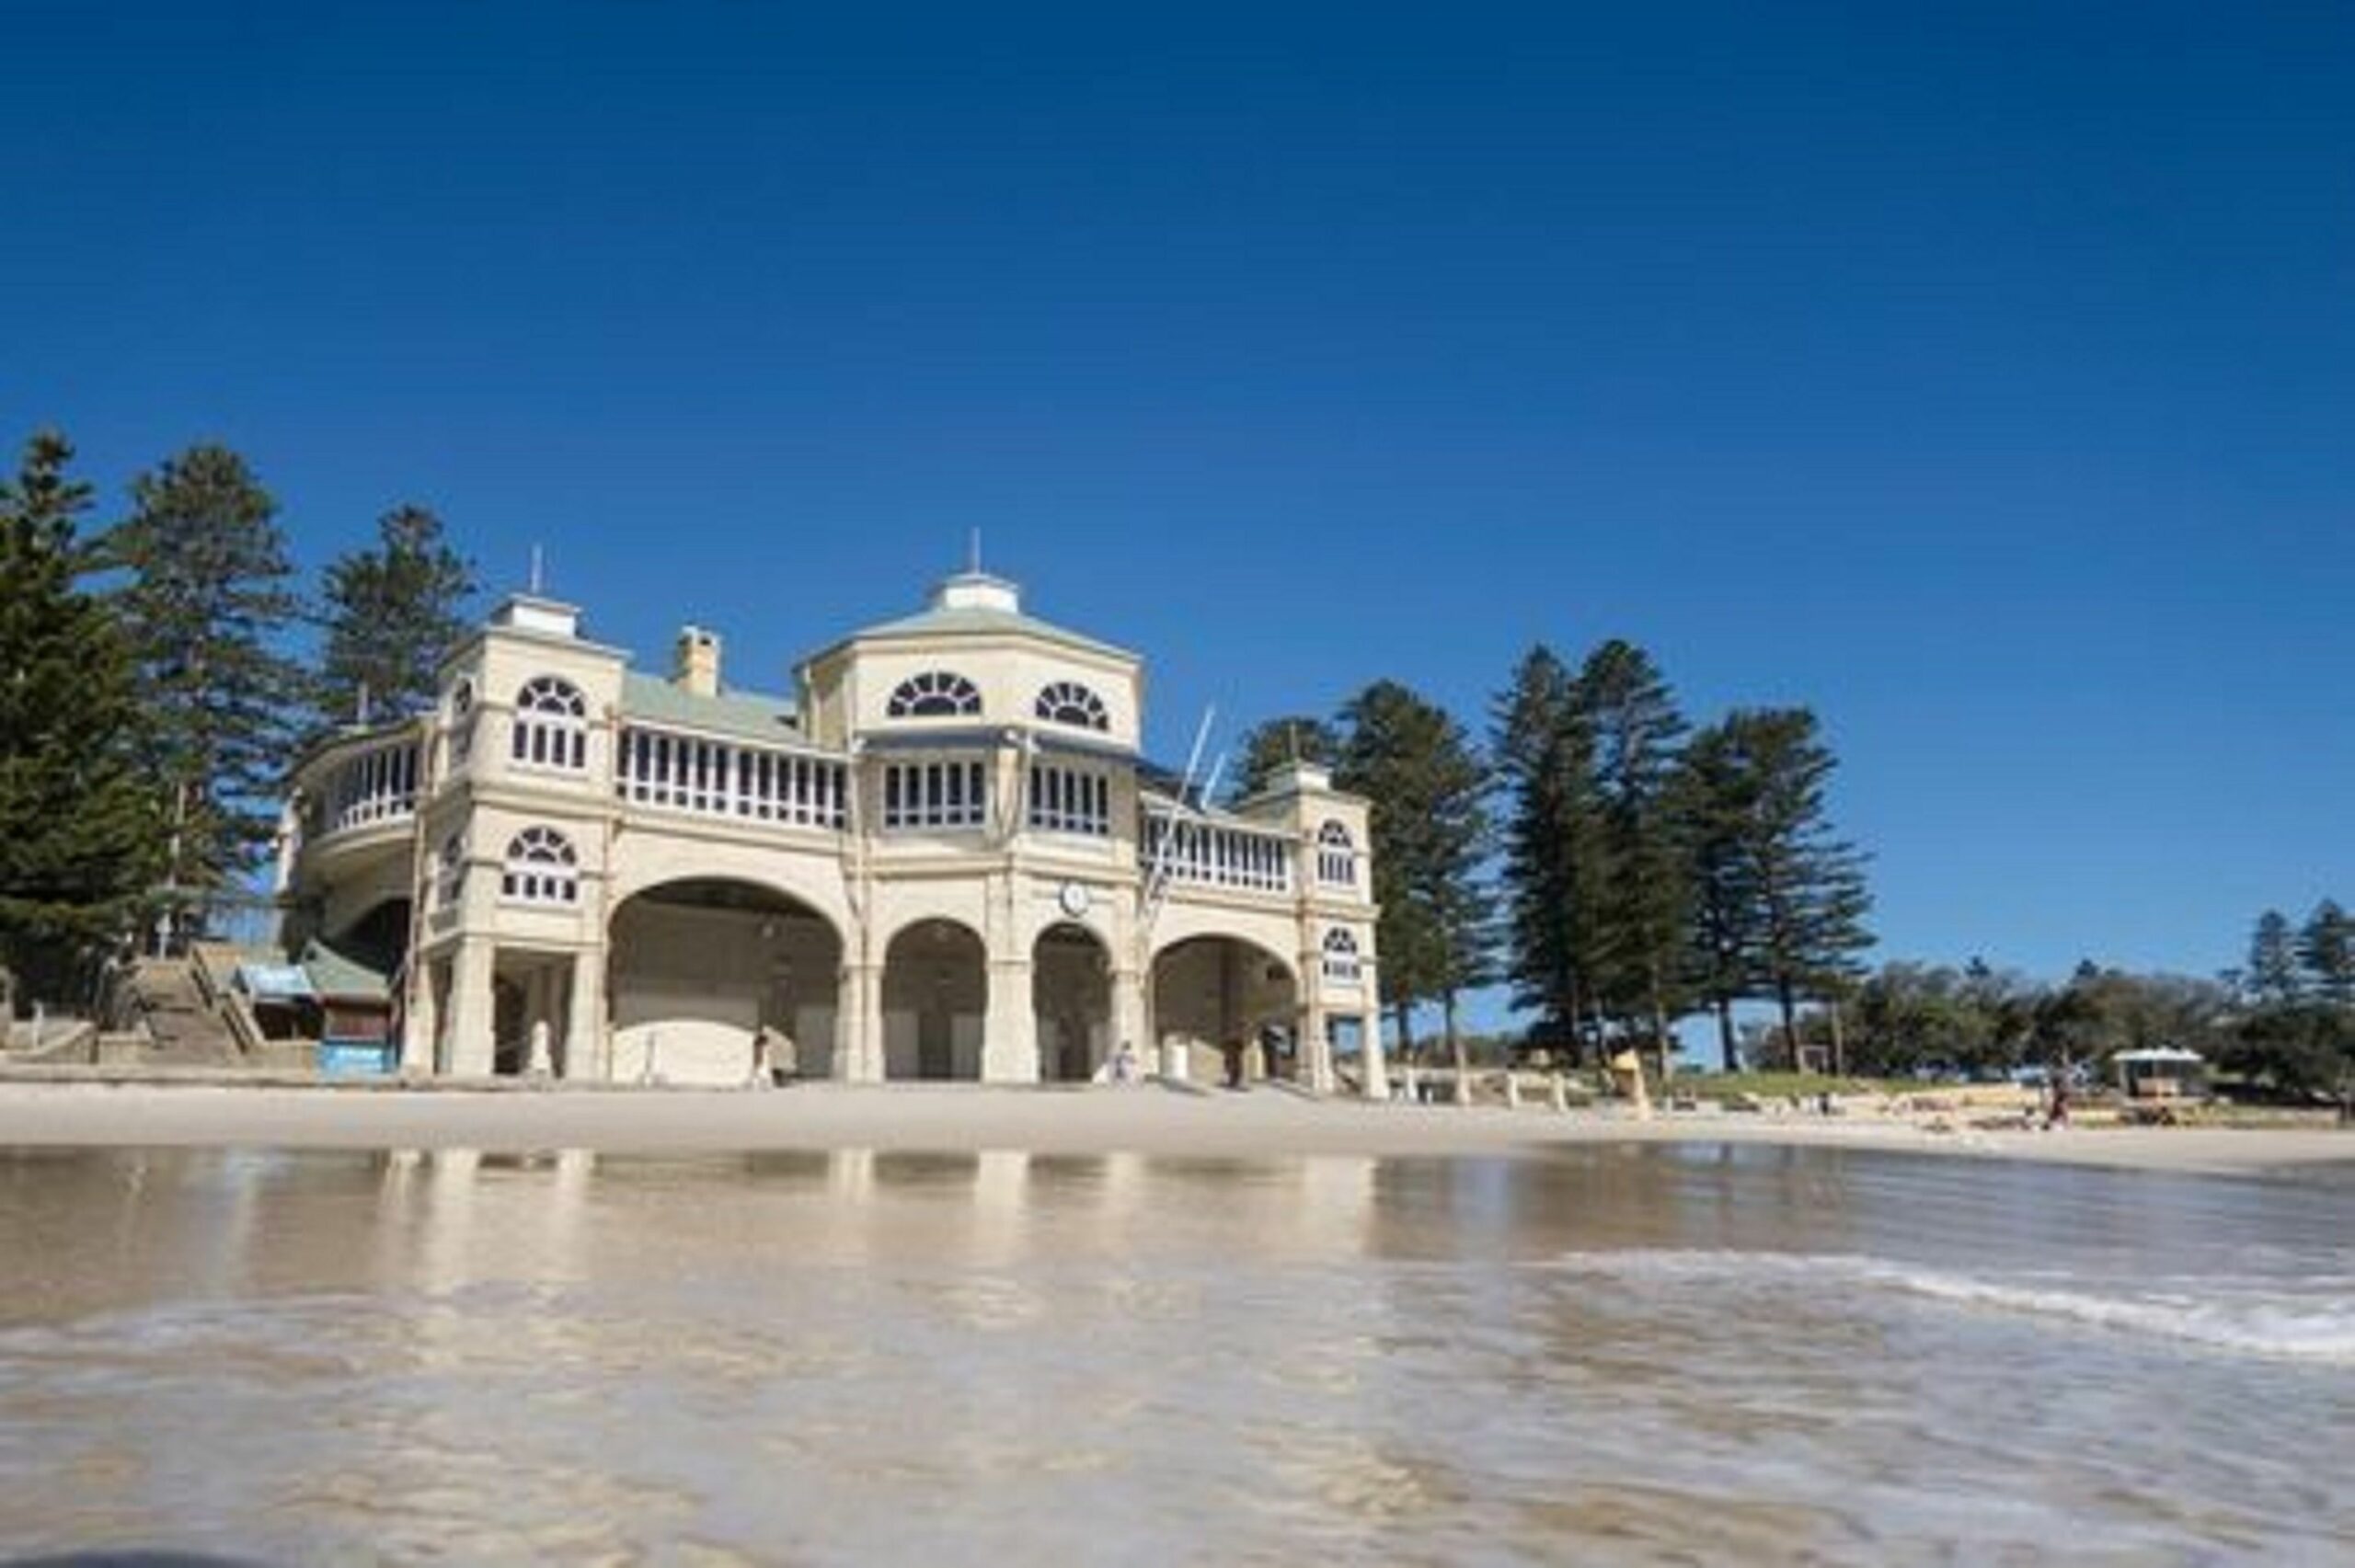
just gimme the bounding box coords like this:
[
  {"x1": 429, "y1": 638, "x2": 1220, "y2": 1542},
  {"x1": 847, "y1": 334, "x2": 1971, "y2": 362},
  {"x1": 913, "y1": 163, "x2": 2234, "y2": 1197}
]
[{"x1": 282, "y1": 567, "x2": 1386, "y2": 1095}]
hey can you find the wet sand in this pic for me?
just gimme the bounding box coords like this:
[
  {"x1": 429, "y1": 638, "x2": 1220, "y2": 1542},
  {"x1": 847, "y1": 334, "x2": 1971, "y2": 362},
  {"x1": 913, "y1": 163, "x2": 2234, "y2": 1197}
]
[
  {"x1": 0, "y1": 1080, "x2": 2345, "y2": 1174},
  {"x1": 4, "y1": 1140, "x2": 2349, "y2": 1562}
]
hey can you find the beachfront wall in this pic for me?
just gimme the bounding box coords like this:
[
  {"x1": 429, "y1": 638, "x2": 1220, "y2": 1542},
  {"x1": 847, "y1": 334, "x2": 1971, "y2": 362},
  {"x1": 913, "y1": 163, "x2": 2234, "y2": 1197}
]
[{"x1": 281, "y1": 568, "x2": 1386, "y2": 1096}]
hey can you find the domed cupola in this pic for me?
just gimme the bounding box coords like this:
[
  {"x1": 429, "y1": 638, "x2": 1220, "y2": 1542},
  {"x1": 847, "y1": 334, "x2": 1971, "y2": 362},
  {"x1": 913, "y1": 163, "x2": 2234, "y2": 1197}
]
[{"x1": 931, "y1": 570, "x2": 1023, "y2": 615}]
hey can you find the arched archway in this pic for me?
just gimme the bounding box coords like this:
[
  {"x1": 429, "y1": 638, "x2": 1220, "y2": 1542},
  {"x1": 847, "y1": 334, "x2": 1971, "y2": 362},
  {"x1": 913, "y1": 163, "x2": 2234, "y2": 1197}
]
[
  {"x1": 1034, "y1": 923, "x2": 1110, "y2": 1082},
  {"x1": 330, "y1": 897, "x2": 412, "y2": 976},
  {"x1": 1150, "y1": 936, "x2": 1301, "y2": 1088},
  {"x1": 882, "y1": 919, "x2": 987, "y2": 1081},
  {"x1": 608, "y1": 877, "x2": 843, "y2": 1085}
]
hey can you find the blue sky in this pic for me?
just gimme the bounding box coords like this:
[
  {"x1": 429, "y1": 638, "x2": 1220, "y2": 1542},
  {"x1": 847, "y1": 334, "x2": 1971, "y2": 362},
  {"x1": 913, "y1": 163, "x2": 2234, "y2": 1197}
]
[{"x1": 6, "y1": 2, "x2": 2350, "y2": 999}]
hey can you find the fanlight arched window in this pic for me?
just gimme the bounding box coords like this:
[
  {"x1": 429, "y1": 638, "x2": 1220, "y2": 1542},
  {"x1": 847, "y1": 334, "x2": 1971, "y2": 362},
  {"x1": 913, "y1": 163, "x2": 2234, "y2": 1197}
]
[
  {"x1": 446, "y1": 678, "x2": 477, "y2": 766},
  {"x1": 500, "y1": 826, "x2": 580, "y2": 905},
  {"x1": 511, "y1": 675, "x2": 589, "y2": 771},
  {"x1": 436, "y1": 832, "x2": 466, "y2": 908},
  {"x1": 886, "y1": 670, "x2": 982, "y2": 719},
  {"x1": 1322, "y1": 927, "x2": 1362, "y2": 985},
  {"x1": 1316, "y1": 820, "x2": 1358, "y2": 887},
  {"x1": 1034, "y1": 680, "x2": 1109, "y2": 731}
]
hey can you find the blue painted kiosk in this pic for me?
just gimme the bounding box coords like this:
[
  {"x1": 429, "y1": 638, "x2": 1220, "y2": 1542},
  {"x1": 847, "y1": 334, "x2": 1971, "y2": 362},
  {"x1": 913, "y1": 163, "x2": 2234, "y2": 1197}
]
[{"x1": 298, "y1": 943, "x2": 398, "y2": 1077}]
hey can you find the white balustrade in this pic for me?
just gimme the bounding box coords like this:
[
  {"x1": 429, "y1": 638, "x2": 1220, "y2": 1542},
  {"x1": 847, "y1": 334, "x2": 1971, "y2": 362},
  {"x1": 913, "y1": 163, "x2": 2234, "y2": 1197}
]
[
  {"x1": 319, "y1": 741, "x2": 421, "y2": 835},
  {"x1": 616, "y1": 726, "x2": 847, "y2": 830},
  {"x1": 1143, "y1": 812, "x2": 1293, "y2": 894}
]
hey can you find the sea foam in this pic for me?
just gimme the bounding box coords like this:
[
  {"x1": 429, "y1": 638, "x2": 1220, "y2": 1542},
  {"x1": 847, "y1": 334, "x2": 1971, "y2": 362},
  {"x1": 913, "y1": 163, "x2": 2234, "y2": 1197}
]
[{"x1": 1546, "y1": 1250, "x2": 2355, "y2": 1367}]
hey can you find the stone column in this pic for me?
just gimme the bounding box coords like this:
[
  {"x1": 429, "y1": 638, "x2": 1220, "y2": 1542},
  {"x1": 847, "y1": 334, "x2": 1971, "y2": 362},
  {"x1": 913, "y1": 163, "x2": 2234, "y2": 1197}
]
[
  {"x1": 1300, "y1": 996, "x2": 1335, "y2": 1094},
  {"x1": 400, "y1": 954, "x2": 439, "y2": 1074},
  {"x1": 1358, "y1": 958, "x2": 1391, "y2": 1101},
  {"x1": 1109, "y1": 964, "x2": 1147, "y2": 1080},
  {"x1": 839, "y1": 960, "x2": 883, "y2": 1082},
  {"x1": 982, "y1": 954, "x2": 1038, "y2": 1083},
  {"x1": 564, "y1": 951, "x2": 607, "y2": 1082},
  {"x1": 444, "y1": 936, "x2": 497, "y2": 1077},
  {"x1": 1298, "y1": 927, "x2": 1335, "y2": 1093}
]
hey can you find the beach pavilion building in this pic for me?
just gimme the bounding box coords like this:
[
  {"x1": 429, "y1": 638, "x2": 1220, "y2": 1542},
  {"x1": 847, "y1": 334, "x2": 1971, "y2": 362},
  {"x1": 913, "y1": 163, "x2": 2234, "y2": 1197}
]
[{"x1": 279, "y1": 567, "x2": 1387, "y2": 1096}]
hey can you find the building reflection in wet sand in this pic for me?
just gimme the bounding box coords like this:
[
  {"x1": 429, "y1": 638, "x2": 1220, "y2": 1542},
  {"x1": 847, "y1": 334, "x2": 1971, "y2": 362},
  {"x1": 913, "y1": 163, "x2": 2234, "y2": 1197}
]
[{"x1": 0, "y1": 1144, "x2": 2346, "y2": 1563}]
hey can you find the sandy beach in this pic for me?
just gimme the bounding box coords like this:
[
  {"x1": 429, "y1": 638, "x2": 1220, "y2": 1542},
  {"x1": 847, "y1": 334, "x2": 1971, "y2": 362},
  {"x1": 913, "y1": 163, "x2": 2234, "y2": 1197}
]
[{"x1": 0, "y1": 1079, "x2": 2346, "y2": 1175}]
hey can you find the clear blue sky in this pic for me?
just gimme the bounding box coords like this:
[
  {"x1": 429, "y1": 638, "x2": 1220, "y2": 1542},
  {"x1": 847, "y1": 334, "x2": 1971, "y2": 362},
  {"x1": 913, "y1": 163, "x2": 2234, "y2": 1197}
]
[{"x1": 7, "y1": 2, "x2": 2349, "y2": 999}]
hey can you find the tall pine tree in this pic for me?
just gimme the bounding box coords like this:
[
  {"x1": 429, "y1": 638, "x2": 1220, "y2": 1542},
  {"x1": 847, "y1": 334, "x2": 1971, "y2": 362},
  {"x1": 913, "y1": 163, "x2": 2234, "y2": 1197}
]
[
  {"x1": 1338, "y1": 681, "x2": 1495, "y2": 1101},
  {"x1": 312, "y1": 503, "x2": 475, "y2": 733},
  {"x1": 101, "y1": 444, "x2": 305, "y2": 945},
  {"x1": 1671, "y1": 718, "x2": 1765, "y2": 1070},
  {"x1": 1575, "y1": 639, "x2": 1691, "y2": 1072},
  {"x1": 1490, "y1": 646, "x2": 1608, "y2": 1062},
  {"x1": 0, "y1": 431, "x2": 159, "y2": 1004},
  {"x1": 1720, "y1": 707, "x2": 1874, "y2": 1067},
  {"x1": 2246, "y1": 910, "x2": 2302, "y2": 1003},
  {"x1": 2298, "y1": 899, "x2": 2353, "y2": 1006}
]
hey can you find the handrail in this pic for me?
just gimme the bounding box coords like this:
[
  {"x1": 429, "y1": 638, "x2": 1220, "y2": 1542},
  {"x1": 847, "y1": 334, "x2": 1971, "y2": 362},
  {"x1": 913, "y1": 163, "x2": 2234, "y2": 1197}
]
[{"x1": 190, "y1": 944, "x2": 268, "y2": 1058}]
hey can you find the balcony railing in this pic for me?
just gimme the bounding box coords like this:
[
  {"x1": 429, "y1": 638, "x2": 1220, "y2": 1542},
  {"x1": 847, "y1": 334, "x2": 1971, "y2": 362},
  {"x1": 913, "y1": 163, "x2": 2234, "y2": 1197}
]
[
  {"x1": 615, "y1": 724, "x2": 847, "y2": 830},
  {"x1": 316, "y1": 739, "x2": 421, "y2": 837},
  {"x1": 1142, "y1": 811, "x2": 1294, "y2": 895}
]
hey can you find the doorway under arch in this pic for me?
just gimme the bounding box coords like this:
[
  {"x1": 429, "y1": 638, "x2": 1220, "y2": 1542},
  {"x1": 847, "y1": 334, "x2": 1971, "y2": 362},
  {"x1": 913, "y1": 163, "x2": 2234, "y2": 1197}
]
[
  {"x1": 1150, "y1": 936, "x2": 1300, "y2": 1087},
  {"x1": 330, "y1": 897, "x2": 412, "y2": 976},
  {"x1": 1034, "y1": 923, "x2": 1111, "y2": 1082},
  {"x1": 607, "y1": 877, "x2": 842, "y2": 1085},
  {"x1": 882, "y1": 919, "x2": 987, "y2": 1081}
]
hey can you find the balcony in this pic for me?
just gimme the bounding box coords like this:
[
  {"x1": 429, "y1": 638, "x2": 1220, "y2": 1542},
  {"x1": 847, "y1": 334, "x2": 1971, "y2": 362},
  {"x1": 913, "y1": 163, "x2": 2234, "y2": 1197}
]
[
  {"x1": 1142, "y1": 809, "x2": 1295, "y2": 897},
  {"x1": 615, "y1": 724, "x2": 848, "y2": 832},
  {"x1": 310, "y1": 738, "x2": 421, "y2": 842}
]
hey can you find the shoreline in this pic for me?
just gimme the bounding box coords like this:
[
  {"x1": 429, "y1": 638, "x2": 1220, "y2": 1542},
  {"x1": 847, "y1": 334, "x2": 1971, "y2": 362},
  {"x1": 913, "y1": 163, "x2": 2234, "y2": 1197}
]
[{"x1": 0, "y1": 1081, "x2": 2347, "y2": 1176}]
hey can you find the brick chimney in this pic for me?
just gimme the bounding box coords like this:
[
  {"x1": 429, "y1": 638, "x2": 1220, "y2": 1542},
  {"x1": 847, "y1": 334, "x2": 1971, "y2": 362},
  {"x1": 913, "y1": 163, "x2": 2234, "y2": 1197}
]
[{"x1": 674, "y1": 625, "x2": 721, "y2": 697}]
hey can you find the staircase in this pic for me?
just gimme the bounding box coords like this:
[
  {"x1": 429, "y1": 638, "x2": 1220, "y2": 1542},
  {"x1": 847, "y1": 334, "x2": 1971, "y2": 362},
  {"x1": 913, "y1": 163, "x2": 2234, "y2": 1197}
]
[{"x1": 122, "y1": 956, "x2": 244, "y2": 1066}]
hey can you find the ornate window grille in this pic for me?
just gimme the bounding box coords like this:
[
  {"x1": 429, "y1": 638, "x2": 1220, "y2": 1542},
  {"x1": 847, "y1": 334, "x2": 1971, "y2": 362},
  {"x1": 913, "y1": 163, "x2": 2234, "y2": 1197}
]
[
  {"x1": 511, "y1": 676, "x2": 589, "y2": 771},
  {"x1": 500, "y1": 826, "x2": 580, "y2": 905},
  {"x1": 885, "y1": 670, "x2": 982, "y2": 719},
  {"x1": 1034, "y1": 680, "x2": 1109, "y2": 731},
  {"x1": 446, "y1": 678, "x2": 476, "y2": 767},
  {"x1": 1322, "y1": 928, "x2": 1362, "y2": 984},
  {"x1": 1316, "y1": 820, "x2": 1358, "y2": 887},
  {"x1": 436, "y1": 833, "x2": 466, "y2": 907}
]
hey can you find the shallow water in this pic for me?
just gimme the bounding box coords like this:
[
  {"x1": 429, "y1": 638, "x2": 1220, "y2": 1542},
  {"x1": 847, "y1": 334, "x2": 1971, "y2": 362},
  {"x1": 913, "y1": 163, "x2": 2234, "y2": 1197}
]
[{"x1": 0, "y1": 1144, "x2": 2347, "y2": 1565}]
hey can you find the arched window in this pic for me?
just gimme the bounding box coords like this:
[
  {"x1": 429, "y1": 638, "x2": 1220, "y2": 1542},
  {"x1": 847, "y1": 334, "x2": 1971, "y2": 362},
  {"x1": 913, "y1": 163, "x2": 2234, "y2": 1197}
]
[
  {"x1": 446, "y1": 678, "x2": 477, "y2": 766},
  {"x1": 1322, "y1": 928, "x2": 1362, "y2": 985},
  {"x1": 511, "y1": 676, "x2": 589, "y2": 771},
  {"x1": 500, "y1": 826, "x2": 580, "y2": 905},
  {"x1": 1316, "y1": 821, "x2": 1357, "y2": 887},
  {"x1": 886, "y1": 670, "x2": 982, "y2": 718},
  {"x1": 1034, "y1": 680, "x2": 1109, "y2": 731},
  {"x1": 436, "y1": 832, "x2": 466, "y2": 907}
]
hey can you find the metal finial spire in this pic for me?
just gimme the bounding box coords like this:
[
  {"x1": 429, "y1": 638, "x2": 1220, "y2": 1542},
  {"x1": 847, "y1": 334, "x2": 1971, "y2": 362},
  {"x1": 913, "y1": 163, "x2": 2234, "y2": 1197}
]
[
  {"x1": 968, "y1": 527, "x2": 982, "y2": 576},
  {"x1": 529, "y1": 544, "x2": 546, "y2": 595}
]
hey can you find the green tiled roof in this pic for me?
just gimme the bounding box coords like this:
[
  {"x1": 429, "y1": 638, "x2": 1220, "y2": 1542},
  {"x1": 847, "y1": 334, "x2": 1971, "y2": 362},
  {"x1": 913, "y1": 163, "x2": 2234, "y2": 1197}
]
[
  {"x1": 620, "y1": 670, "x2": 802, "y2": 743},
  {"x1": 844, "y1": 604, "x2": 1135, "y2": 662},
  {"x1": 301, "y1": 939, "x2": 391, "y2": 1002}
]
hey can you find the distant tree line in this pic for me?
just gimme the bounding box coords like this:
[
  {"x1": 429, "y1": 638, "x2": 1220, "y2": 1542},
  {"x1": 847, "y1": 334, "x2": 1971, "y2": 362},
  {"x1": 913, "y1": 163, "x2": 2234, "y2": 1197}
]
[
  {"x1": 1749, "y1": 899, "x2": 2354, "y2": 1101},
  {"x1": 0, "y1": 429, "x2": 475, "y2": 1011},
  {"x1": 1231, "y1": 637, "x2": 1874, "y2": 1083}
]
